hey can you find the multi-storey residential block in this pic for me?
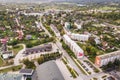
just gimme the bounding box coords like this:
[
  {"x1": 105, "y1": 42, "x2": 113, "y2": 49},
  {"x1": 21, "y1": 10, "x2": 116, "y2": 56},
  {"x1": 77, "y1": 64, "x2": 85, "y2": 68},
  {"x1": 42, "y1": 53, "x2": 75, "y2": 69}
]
[
  {"x1": 63, "y1": 34, "x2": 84, "y2": 58},
  {"x1": 95, "y1": 50, "x2": 120, "y2": 67},
  {"x1": 70, "y1": 33, "x2": 90, "y2": 41}
]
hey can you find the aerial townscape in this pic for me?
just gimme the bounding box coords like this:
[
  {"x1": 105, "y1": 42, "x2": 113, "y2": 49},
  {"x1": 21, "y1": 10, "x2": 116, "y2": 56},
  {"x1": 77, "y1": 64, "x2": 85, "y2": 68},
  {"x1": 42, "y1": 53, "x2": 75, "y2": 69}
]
[{"x1": 0, "y1": 0, "x2": 120, "y2": 80}]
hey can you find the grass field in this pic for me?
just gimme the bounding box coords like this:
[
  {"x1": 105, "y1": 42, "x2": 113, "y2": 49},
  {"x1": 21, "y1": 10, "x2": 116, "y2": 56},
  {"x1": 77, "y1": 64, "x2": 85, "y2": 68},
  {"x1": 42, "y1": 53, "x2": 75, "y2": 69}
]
[
  {"x1": 98, "y1": 6, "x2": 116, "y2": 10},
  {"x1": 8, "y1": 45, "x2": 23, "y2": 55},
  {"x1": 115, "y1": 19, "x2": 120, "y2": 24},
  {"x1": 0, "y1": 65, "x2": 22, "y2": 73},
  {"x1": 0, "y1": 57, "x2": 4, "y2": 66}
]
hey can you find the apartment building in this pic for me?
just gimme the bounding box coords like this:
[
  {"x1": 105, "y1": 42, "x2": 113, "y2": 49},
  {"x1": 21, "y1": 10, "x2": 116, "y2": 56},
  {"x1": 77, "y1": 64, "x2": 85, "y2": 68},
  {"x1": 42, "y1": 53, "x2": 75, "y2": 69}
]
[
  {"x1": 95, "y1": 50, "x2": 120, "y2": 67},
  {"x1": 23, "y1": 44, "x2": 52, "y2": 55},
  {"x1": 70, "y1": 33, "x2": 89, "y2": 41},
  {"x1": 63, "y1": 34, "x2": 84, "y2": 58},
  {"x1": 64, "y1": 22, "x2": 90, "y2": 41},
  {"x1": 63, "y1": 27, "x2": 71, "y2": 35},
  {"x1": 0, "y1": 44, "x2": 13, "y2": 59},
  {"x1": 65, "y1": 22, "x2": 71, "y2": 29}
]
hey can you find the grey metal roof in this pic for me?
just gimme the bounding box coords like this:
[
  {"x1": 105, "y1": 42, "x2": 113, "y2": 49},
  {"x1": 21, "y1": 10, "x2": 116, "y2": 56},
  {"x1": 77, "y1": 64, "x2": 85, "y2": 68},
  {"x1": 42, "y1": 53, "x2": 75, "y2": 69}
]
[
  {"x1": 98, "y1": 50, "x2": 120, "y2": 59},
  {"x1": 26, "y1": 44, "x2": 52, "y2": 51},
  {"x1": 1, "y1": 44, "x2": 7, "y2": 52},
  {"x1": 3, "y1": 51, "x2": 12, "y2": 54},
  {"x1": 23, "y1": 44, "x2": 52, "y2": 54},
  {"x1": 20, "y1": 69, "x2": 33, "y2": 74},
  {"x1": 0, "y1": 73, "x2": 23, "y2": 80},
  {"x1": 32, "y1": 60, "x2": 65, "y2": 80}
]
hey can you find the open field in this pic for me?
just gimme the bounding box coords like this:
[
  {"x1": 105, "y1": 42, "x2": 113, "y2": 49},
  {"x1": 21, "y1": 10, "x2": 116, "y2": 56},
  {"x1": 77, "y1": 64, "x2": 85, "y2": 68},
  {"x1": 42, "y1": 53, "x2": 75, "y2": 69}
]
[
  {"x1": 0, "y1": 57, "x2": 4, "y2": 66},
  {"x1": 0, "y1": 65, "x2": 22, "y2": 73},
  {"x1": 8, "y1": 45, "x2": 24, "y2": 55}
]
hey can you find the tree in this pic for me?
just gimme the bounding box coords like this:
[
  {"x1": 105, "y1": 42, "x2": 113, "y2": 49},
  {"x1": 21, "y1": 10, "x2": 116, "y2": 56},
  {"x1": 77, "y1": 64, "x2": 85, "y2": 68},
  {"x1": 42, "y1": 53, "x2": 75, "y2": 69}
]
[
  {"x1": 8, "y1": 39, "x2": 19, "y2": 46},
  {"x1": 23, "y1": 59, "x2": 35, "y2": 69},
  {"x1": 114, "y1": 59, "x2": 120, "y2": 66},
  {"x1": 86, "y1": 46, "x2": 91, "y2": 53},
  {"x1": 37, "y1": 56, "x2": 44, "y2": 64},
  {"x1": 90, "y1": 47, "x2": 97, "y2": 56},
  {"x1": 88, "y1": 37, "x2": 96, "y2": 46},
  {"x1": 26, "y1": 78, "x2": 31, "y2": 80}
]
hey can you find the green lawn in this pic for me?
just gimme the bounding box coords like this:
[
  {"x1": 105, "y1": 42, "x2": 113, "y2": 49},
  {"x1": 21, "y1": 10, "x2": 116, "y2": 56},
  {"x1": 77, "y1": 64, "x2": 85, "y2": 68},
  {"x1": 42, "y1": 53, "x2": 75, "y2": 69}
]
[
  {"x1": 0, "y1": 57, "x2": 4, "y2": 66},
  {"x1": 0, "y1": 65, "x2": 22, "y2": 73},
  {"x1": 98, "y1": 6, "x2": 116, "y2": 10},
  {"x1": 30, "y1": 40, "x2": 38, "y2": 44},
  {"x1": 115, "y1": 19, "x2": 120, "y2": 24},
  {"x1": 32, "y1": 35, "x2": 37, "y2": 39},
  {"x1": 9, "y1": 45, "x2": 23, "y2": 55}
]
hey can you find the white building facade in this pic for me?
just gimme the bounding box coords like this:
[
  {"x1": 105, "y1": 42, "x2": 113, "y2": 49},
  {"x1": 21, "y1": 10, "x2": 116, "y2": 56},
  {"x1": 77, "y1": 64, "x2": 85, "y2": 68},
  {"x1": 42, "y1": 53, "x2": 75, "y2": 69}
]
[
  {"x1": 2, "y1": 51, "x2": 13, "y2": 59},
  {"x1": 70, "y1": 33, "x2": 90, "y2": 41},
  {"x1": 63, "y1": 35, "x2": 84, "y2": 58},
  {"x1": 65, "y1": 22, "x2": 70, "y2": 28},
  {"x1": 95, "y1": 50, "x2": 120, "y2": 67},
  {"x1": 64, "y1": 22, "x2": 90, "y2": 41}
]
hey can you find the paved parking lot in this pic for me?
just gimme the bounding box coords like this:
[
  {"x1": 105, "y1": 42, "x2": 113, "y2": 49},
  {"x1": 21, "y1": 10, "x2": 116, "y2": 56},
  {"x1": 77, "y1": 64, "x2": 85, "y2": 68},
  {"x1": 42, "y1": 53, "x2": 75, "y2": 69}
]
[{"x1": 109, "y1": 70, "x2": 120, "y2": 80}]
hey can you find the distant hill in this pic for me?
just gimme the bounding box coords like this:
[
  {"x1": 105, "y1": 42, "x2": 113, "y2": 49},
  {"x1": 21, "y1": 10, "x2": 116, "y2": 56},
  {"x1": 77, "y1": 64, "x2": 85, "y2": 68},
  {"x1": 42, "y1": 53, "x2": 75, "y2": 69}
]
[
  {"x1": 52, "y1": 0, "x2": 120, "y2": 3},
  {"x1": 0, "y1": 0, "x2": 120, "y2": 3}
]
